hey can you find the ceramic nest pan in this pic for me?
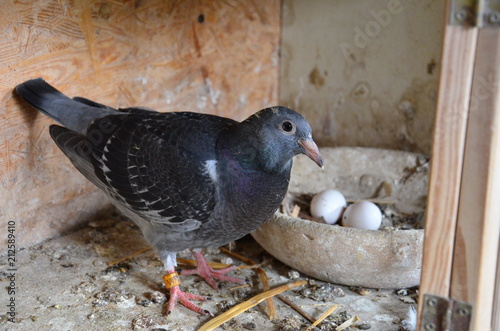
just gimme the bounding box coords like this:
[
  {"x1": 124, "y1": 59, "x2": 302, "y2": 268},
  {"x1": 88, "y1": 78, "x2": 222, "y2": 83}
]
[{"x1": 252, "y1": 147, "x2": 427, "y2": 289}]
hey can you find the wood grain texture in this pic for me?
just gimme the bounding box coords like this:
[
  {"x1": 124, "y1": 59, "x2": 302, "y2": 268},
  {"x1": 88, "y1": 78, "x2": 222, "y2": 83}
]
[
  {"x1": 0, "y1": 0, "x2": 280, "y2": 249},
  {"x1": 451, "y1": 27, "x2": 500, "y2": 330},
  {"x1": 417, "y1": 22, "x2": 478, "y2": 317}
]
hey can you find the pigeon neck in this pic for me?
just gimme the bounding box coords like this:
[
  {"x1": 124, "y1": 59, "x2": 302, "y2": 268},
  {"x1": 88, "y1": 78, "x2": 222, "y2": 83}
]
[{"x1": 217, "y1": 126, "x2": 292, "y2": 174}]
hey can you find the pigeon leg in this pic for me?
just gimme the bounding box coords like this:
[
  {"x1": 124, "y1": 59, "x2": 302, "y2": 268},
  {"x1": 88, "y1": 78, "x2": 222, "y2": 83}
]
[
  {"x1": 163, "y1": 268, "x2": 211, "y2": 316},
  {"x1": 181, "y1": 248, "x2": 245, "y2": 289}
]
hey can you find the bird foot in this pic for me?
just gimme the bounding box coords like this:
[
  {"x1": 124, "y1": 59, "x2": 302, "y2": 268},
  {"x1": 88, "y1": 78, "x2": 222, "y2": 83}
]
[
  {"x1": 181, "y1": 249, "x2": 245, "y2": 289},
  {"x1": 163, "y1": 272, "x2": 212, "y2": 316}
]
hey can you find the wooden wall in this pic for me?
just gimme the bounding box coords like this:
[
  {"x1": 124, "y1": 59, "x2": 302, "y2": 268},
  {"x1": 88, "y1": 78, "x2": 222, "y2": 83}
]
[
  {"x1": 280, "y1": 0, "x2": 445, "y2": 155},
  {"x1": 0, "y1": 0, "x2": 280, "y2": 249}
]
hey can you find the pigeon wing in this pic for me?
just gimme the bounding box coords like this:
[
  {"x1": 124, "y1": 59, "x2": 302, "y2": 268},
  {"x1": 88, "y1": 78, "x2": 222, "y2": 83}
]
[{"x1": 51, "y1": 111, "x2": 236, "y2": 232}]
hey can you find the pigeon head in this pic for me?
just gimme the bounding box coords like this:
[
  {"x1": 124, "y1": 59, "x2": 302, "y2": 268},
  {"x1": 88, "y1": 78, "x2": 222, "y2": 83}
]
[{"x1": 224, "y1": 106, "x2": 324, "y2": 173}]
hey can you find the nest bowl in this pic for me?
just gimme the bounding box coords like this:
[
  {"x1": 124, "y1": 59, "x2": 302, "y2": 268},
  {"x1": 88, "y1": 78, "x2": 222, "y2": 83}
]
[{"x1": 252, "y1": 147, "x2": 427, "y2": 289}]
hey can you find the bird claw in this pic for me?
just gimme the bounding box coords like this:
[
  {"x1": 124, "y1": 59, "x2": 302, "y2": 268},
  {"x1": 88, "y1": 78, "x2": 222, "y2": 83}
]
[
  {"x1": 166, "y1": 285, "x2": 210, "y2": 316},
  {"x1": 181, "y1": 249, "x2": 245, "y2": 289}
]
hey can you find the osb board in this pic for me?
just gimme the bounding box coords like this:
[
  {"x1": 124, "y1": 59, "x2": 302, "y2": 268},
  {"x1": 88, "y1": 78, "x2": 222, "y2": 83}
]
[
  {"x1": 280, "y1": 0, "x2": 445, "y2": 155},
  {"x1": 0, "y1": 0, "x2": 280, "y2": 250}
]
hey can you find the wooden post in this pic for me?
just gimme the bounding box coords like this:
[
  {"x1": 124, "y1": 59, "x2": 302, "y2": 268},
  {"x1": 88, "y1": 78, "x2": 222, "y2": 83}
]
[
  {"x1": 417, "y1": 6, "x2": 478, "y2": 324},
  {"x1": 451, "y1": 27, "x2": 500, "y2": 330},
  {"x1": 418, "y1": 1, "x2": 500, "y2": 329}
]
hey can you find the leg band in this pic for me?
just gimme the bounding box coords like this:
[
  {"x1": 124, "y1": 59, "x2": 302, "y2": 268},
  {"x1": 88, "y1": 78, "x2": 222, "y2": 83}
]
[{"x1": 163, "y1": 272, "x2": 181, "y2": 289}]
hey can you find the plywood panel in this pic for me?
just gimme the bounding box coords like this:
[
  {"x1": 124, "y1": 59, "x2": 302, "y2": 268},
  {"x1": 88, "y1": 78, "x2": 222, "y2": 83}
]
[{"x1": 0, "y1": 0, "x2": 280, "y2": 249}]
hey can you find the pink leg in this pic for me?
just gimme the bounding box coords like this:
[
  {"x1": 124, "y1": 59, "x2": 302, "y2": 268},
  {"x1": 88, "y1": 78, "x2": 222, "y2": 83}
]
[
  {"x1": 163, "y1": 267, "x2": 211, "y2": 316},
  {"x1": 181, "y1": 249, "x2": 245, "y2": 289}
]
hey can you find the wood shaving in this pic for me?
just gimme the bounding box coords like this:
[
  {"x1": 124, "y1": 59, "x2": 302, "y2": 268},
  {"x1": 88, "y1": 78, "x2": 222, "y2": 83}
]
[{"x1": 198, "y1": 280, "x2": 307, "y2": 331}]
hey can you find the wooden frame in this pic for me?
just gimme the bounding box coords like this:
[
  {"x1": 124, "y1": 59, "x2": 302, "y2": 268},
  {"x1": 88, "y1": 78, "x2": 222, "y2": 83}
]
[
  {"x1": 418, "y1": 1, "x2": 500, "y2": 330},
  {"x1": 450, "y1": 27, "x2": 500, "y2": 330}
]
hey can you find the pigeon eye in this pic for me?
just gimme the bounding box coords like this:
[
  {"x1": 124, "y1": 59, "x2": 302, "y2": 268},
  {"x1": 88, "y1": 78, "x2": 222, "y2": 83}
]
[{"x1": 281, "y1": 121, "x2": 295, "y2": 133}]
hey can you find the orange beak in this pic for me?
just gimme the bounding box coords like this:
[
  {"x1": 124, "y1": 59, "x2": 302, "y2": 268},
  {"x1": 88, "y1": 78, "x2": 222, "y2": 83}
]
[{"x1": 298, "y1": 139, "x2": 324, "y2": 169}]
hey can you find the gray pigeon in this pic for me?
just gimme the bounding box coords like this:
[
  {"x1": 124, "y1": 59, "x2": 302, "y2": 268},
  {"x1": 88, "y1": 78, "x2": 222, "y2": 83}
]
[{"x1": 16, "y1": 78, "x2": 324, "y2": 315}]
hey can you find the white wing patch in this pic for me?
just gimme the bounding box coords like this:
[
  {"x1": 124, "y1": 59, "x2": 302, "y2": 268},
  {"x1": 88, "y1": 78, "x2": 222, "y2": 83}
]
[
  {"x1": 101, "y1": 162, "x2": 112, "y2": 174},
  {"x1": 204, "y1": 160, "x2": 218, "y2": 183}
]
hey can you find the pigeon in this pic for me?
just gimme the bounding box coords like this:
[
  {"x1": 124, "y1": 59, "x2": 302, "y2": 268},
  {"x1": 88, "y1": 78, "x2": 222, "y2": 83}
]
[{"x1": 16, "y1": 78, "x2": 324, "y2": 315}]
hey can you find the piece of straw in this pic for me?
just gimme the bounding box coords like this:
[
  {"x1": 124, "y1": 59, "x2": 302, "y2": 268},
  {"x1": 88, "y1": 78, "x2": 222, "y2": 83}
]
[
  {"x1": 276, "y1": 294, "x2": 315, "y2": 323},
  {"x1": 298, "y1": 211, "x2": 322, "y2": 222},
  {"x1": 229, "y1": 284, "x2": 251, "y2": 291},
  {"x1": 219, "y1": 247, "x2": 258, "y2": 268},
  {"x1": 108, "y1": 249, "x2": 242, "y2": 270},
  {"x1": 336, "y1": 315, "x2": 360, "y2": 331},
  {"x1": 107, "y1": 247, "x2": 152, "y2": 266},
  {"x1": 198, "y1": 280, "x2": 307, "y2": 331},
  {"x1": 345, "y1": 198, "x2": 396, "y2": 205},
  {"x1": 235, "y1": 264, "x2": 262, "y2": 270},
  {"x1": 291, "y1": 205, "x2": 301, "y2": 218},
  {"x1": 176, "y1": 257, "x2": 231, "y2": 269},
  {"x1": 220, "y1": 247, "x2": 277, "y2": 320},
  {"x1": 305, "y1": 304, "x2": 339, "y2": 331}
]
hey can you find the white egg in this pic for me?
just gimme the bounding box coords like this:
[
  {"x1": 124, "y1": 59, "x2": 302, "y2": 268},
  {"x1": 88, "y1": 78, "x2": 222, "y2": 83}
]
[
  {"x1": 342, "y1": 201, "x2": 382, "y2": 230},
  {"x1": 310, "y1": 189, "x2": 347, "y2": 224}
]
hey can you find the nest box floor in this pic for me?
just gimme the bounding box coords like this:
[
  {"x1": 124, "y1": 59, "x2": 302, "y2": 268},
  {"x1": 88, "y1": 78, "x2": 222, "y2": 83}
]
[{"x1": 1, "y1": 215, "x2": 417, "y2": 330}]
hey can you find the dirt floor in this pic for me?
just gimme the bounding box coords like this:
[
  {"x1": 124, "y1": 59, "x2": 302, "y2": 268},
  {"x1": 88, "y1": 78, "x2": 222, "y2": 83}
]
[{"x1": 1, "y1": 213, "x2": 417, "y2": 331}]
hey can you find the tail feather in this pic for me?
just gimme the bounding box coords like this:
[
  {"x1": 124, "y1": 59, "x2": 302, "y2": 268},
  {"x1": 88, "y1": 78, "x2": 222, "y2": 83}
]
[
  {"x1": 16, "y1": 78, "x2": 72, "y2": 122},
  {"x1": 16, "y1": 78, "x2": 113, "y2": 134},
  {"x1": 72, "y1": 96, "x2": 116, "y2": 111}
]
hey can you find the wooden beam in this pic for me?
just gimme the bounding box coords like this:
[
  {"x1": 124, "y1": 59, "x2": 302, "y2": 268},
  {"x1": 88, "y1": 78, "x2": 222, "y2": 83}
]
[
  {"x1": 418, "y1": 25, "x2": 478, "y2": 298},
  {"x1": 451, "y1": 27, "x2": 500, "y2": 330},
  {"x1": 417, "y1": 0, "x2": 478, "y2": 326}
]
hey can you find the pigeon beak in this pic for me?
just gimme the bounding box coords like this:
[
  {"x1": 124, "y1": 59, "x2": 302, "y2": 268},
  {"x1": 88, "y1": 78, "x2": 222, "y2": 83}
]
[{"x1": 298, "y1": 139, "x2": 324, "y2": 169}]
